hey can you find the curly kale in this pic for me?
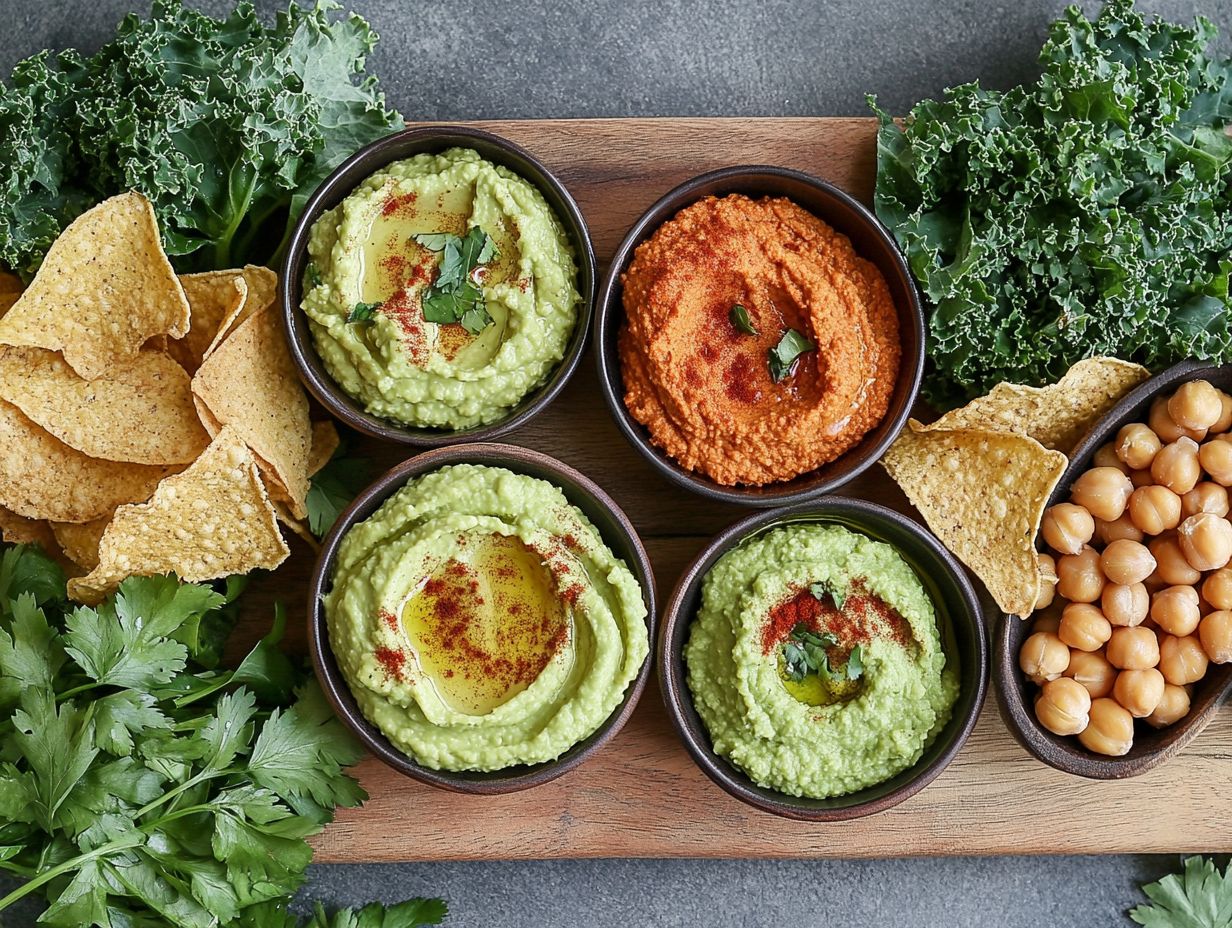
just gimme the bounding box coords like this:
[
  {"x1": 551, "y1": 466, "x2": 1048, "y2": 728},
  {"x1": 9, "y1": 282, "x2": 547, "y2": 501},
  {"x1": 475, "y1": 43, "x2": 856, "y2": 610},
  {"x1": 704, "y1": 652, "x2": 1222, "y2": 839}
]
[{"x1": 872, "y1": 0, "x2": 1232, "y2": 407}]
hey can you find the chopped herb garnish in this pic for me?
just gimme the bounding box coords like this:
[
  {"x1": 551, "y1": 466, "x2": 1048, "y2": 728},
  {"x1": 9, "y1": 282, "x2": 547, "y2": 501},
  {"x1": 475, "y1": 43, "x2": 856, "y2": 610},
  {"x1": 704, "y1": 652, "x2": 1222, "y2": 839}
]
[
  {"x1": 809, "y1": 579, "x2": 847, "y2": 611},
  {"x1": 348, "y1": 301, "x2": 380, "y2": 324},
  {"x1": 768, "y1": 328, "x2": 814, "y2": 383},
  {"x1": 412, "y1": 227, "x2": 499, "y2": 334},
  {"x1": 846, "y1": 644, "x2": 864, "y2": 681},
  {"x1": 729, "y1": 303, "x2": 758, "y2": 336},
  {"x1": 781, "y1": 622, "x2": 863, "y2": 684},
  {"x1": 306, "y1": 261, "x2": 323, "y2": 288}
]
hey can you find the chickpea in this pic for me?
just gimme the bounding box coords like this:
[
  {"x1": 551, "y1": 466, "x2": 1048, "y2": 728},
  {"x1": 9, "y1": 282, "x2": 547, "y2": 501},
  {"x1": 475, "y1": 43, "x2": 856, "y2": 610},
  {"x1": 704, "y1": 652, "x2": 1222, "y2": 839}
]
[
  {"x1": 1078, "y1": 698, "x2": 1135, "y2": 756},
  {"x1": 1130, "y1": 469, "x2": 1155, "y2": 489},
  {"x1": 1202, "y1": 568, "x2": 1232, "y2": 610},
  {"x1": 1213, "y1": 391, "x2": 1232, "y2": 433},
  {"x1": 1101, "y1": 582, "x2": 1149, "y2": 628},
  {"x1": 1128, "y1": 485, "x2": 1182, "y2": 535},
  {"x1": 1065, "y1": 649, "x2": 1117, "y2": 698},
  {"x1": 1181, "y1": 482, "x2": 1230, "y2": 519},
  {"x1": 1116, "y1": 423, "x2": 1163, "y2": 471},
  {"x1": 1158, "y1": 634, "x2": 1209, "y2": 685},
  {"x1": 1056, "y1": 545, "x2": 1106, "y2": 603},
  {"x1": 1059, "y1": 603, "x2": 1113, "y2": 652},
  {"x1": 1148, "y1": 535, "x2": 1202, "y2": 586},
  {"x1": 1093, "y1": 442, "x2": 1129, "y2": 473},
  {"x1": 1035, "y1": 553, "x2": 1058, "y2": 611},
  {"x1": 1100, "y1": 539, "x2": 1156, "y2": 585},
  {"x1": 1150, "y1": 585, "x2": 1202, "y2": 636},
  {"x1": 1113, "y1": 667, "x2": 1166, "y2": 718},
  {"x1": 1177, "y1": 512, "x2": 1232, "y2": 571},
  {"x1": 1150, "y1": 396, "x2": 1206, "y2": 443},
  {"x1": 1199, "y1": 610, "x2": 1232, "y2": 663},
  {"x1": 1151, "y1": 437, "x2": 1202, "y2": 495},
  {"x1": 1018, "y1": 631, "x2": 1070, "y2": 684},
  {"x1": 1040, "y1": 503, "x2": 1095, "y2": 556},
  {"x1": 1034, "y1": 677, "x2": 1092, "y2": 736},
  {"x1": 1168, "y1": 380, "x2": 1222, "y2": 432},
  {"x1": 1198, "y1": 437, "x2": 1232, "y2": 487},
  {"x1": 1070, "y1": 467, "x2": 1134, "y2": 522},
  {"x1": 1106, "y1": 626, "x2": 1160, "y2": 670},
  {"x1": 1146, "y1": 683, "x2": 1191, "y2": 728},
  {"x1": 1095, "y1": 515, "x2": 1145, "y2": 545}
]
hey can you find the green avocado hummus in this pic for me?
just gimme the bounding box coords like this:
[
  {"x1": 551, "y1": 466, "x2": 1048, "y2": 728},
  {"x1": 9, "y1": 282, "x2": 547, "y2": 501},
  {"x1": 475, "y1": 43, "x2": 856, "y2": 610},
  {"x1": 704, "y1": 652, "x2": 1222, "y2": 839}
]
[
  {"x1": 302, "y1": 147, "x2": 580, "y2": 430},
  {"x1": 325, "y1": 463, "x2": 649, "y2": 772},
  {"x1": 685, "y1": 523, "x2": 959, "y2": 799}
]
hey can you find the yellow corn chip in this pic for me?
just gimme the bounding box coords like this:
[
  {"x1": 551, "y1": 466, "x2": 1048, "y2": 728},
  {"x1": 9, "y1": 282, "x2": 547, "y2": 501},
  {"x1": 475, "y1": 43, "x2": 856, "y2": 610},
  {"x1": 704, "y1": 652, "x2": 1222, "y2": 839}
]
[
  {"x1": 308, "y1": 420, "x2": 341, "y2": 477},
  {"x1": 882, "y1": 422, "x2": 1068, "y2": 617},
  {"x1": 0, "y1": 506, "x2": 58, "y2": 551},
  {"x1": 51, "y1": 518, "x2": 109, "y2": 571},
  {"x1": 67, "y1": 427, "x2": 290, "y2": 604},
  {"x1": 0, "y1": 347, "x2": 209, "y2": 465},
  {"x1": 172, "y1": 272, "x2": 248, "y2": 373},
  {"x1": 0, "y1": 399, "x2": 172, "y2": 523},
  {"x1": 920, "y1": 357, "x2": 1150, "y2": 453},
  {"x1": 0, "y1": 193, "x2": 190, "y2": 378},
  {"x1": 0, "y1": 272, "x2": 21, "y2": 319},
  {"x1": 191, "y1": 306, "x2": 311, "y2": 518},
  {"x1": 202, "y1": 265, "x2": 278, "y2": 360},
  {"x1": 273, "y1": 498, "x2": 319, "y2": 552}
]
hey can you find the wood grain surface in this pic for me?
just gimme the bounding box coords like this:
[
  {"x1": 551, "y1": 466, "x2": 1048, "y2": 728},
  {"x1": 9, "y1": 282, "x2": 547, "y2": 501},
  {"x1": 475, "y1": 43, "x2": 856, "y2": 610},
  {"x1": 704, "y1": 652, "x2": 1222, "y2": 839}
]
[{"x1": 248, "y1": 118, "x2": 1232, "y2": 861}]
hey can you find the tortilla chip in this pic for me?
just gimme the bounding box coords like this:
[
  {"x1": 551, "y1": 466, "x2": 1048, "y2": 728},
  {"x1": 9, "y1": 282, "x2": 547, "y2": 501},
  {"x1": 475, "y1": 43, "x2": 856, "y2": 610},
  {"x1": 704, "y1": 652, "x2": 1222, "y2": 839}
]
[
  {"x1": 0, "y1": 506, "x2": 58, "y2": 550},
  {"x1": 51, "y1": 518, "x2": 109, "y2": 571},
  {"x1": 191, "y1": 306, "x2": 311, "y2": 517},
  {"x1": 920, "y1": 357, "x2": 1150, "y2": 454},
  {"x1": 172, "y1": 272, "x2": 248, "y2": 373},
  {"x1": 308, "y1": 420, "x2": 341, "y2": 477},
  {"x1": 0, "y1": 193, "x2": 190, "y2": 379},
  {"x1": 882, "y1": 422, "x2": 1068, "y2": 617},
  {"x1": 202, "y1": 265, "x2": 278, "y2": 361},
  {"x1": 0, "y1": 399, "x2": 172, "y2": 523},
  {"x1": 273, "y1": 498, "x2": 319, "y2": 551},
  {"x1": 66, "y1": 427, "x2": 290, "y2": 604},
  {"x1": 0, "y1": 347, "x2": 209, "y2": 465},
  {"x1": 0, "y1": 272, "x2": 21, "y2": 318}
]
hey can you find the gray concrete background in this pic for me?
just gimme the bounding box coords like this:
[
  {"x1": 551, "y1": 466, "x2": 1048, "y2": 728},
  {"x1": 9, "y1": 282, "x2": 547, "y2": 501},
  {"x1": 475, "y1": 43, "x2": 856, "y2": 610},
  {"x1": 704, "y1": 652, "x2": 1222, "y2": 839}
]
[{"x1": 3, "y1": 0, "x2": 1229, "y2": 924}]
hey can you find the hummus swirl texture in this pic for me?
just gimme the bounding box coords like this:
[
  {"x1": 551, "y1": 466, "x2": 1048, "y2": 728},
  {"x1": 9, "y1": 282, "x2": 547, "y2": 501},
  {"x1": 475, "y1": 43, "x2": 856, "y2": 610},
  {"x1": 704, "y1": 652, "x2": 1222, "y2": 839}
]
[
  {"x1": 685, "y1": 523, "x2": 958, "y2": 799},
  {"x1": 302, "y1": 148, "x2": 580, "y2": 430},
  {"x1": 325, "y1": 463, "x2": 649, "y2": 772},
  {"x1": 619, "y1": 194, "x2": 900, "y2": 486}
]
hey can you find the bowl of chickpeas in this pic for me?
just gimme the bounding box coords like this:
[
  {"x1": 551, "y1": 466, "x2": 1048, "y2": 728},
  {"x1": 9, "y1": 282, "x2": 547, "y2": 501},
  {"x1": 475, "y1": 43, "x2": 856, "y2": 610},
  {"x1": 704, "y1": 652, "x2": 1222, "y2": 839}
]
[{"x1": 995, "y1": 360, "x2": 1232, "y2": 779}]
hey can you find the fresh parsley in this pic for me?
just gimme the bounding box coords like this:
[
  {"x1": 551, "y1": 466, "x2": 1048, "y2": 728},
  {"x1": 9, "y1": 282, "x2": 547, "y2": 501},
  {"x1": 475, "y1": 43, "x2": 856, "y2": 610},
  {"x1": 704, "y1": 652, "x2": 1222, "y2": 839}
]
[
  {"x1": 348, "y1": 302, "x2": 381, "y2": 324},
  {"x1": 768, "y1": 328, "x2": 814, "y2": 383},
  {"x1": 782, "y1": 624, "x2": 863, "y2": 685},
  {"x1": 809, "y1": 579, "x2": 847, "y2": 612},
  {"x1": 413, "y1": 228, "x2": 498, "y2": 335},
  {"x1": 306, "y1": 446, "x2": 372, "y2": 539},
  {"x1": 306, "y1": 262, "x2": 323, "y2": 289},
  {"x1": 1130, "y1": 856, "x2": 1232, "y2": 928},
  {"x1": 729, "y1": 304, "x2": 758, "y2": 336}
]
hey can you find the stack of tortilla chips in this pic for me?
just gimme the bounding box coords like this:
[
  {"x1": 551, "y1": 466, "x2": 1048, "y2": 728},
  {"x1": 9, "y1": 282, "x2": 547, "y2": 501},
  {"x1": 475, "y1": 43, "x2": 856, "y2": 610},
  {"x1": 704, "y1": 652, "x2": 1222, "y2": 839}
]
[
  {"x1": 882, "y1": 358, "x2": 1151, "y2": 618},
  {"x1": 0, "y1": 192, "x2": 338, "y2": 603}
]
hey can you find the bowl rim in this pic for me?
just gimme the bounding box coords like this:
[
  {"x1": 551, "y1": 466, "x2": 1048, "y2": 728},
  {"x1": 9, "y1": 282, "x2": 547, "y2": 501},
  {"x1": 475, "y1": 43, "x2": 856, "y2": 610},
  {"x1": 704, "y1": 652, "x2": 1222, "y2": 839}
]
[
  {"x1": 307, "y1": 442, "x2": 657, "y2": 794},
  {"x1": 994, "y1": 358, "x2": 1232, "y2": 779},
  {"x1": 279, "y1": 124, "x2": 597, "y2": 448},
  {"x1": 658, "y1": 497, "x2": 988, "y2": 820},
  {"x1": 593, "y1": 164, "x2": 924, "y2": 508}
]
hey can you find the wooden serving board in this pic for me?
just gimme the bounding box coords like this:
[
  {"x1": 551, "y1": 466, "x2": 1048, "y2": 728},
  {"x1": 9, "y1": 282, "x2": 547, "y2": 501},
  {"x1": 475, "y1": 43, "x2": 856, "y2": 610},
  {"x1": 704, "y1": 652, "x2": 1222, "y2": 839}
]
[{"x1": 248, "y1": 118, "x2": 1232, "y2": 861}]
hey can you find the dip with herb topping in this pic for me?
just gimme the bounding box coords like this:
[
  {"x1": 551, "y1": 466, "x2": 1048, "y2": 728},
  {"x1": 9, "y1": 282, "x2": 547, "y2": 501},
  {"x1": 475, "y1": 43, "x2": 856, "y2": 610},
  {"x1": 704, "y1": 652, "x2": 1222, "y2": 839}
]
[{"x1": 684, "y1": 522, "x2": 958, "y2": 799}]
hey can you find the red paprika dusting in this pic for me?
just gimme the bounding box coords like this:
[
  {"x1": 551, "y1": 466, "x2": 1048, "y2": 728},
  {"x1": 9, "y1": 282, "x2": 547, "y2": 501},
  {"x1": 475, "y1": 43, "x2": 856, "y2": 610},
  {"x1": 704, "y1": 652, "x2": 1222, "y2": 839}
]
[
  {"x1": 723, "y1": 355, "x2": 762, "y2": 404},
  {"x1": 379, "y1": 608, "x2": 399, "y2": 632},
  {"x1": 381, "y1": 191, "x2": 418, "y2": 217},
  {"x1": 374, "y1": 646, "x2": 406, "y2": 681},
  {"x1": 760, "y1": 577, "x2": 914, "y2": 656}
]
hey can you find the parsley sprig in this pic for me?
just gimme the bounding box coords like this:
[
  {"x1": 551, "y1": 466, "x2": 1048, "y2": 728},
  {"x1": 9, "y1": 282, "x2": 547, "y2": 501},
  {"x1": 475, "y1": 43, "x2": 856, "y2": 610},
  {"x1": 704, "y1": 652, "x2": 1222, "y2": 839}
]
[
  {"x1": 768, "y1": 328, "x2": 814, "y2": 383},
  {"x1": 413, "y1": 228, "x2": 499, "y2": 335}
]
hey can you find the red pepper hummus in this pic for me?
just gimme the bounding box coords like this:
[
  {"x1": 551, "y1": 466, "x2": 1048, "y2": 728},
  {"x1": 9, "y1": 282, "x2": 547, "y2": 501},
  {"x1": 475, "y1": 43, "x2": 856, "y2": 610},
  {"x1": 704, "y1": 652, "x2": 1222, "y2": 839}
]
[{"x1": 618, "y1": 194, "x2": 901, "y2": 486}]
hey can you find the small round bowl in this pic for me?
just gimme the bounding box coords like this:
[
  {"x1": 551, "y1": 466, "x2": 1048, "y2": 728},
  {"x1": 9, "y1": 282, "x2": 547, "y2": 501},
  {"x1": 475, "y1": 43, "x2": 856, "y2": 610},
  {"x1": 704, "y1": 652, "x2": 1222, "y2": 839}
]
[
  {"x1": 594, "y1": 166, "x2": 923, "y2": 507},
  {"x1": 308, "y1": 442, "x2": 656, "y2": 794},
  {"x1": 280, "y1": 126, "x2": 596, "y2": 447},
  {"x1": 659, "y1": 498, "x2": 987, "y2": 820},
  {"x1": 996, "y1": 359, "x2": 1232, "y2": 779}
]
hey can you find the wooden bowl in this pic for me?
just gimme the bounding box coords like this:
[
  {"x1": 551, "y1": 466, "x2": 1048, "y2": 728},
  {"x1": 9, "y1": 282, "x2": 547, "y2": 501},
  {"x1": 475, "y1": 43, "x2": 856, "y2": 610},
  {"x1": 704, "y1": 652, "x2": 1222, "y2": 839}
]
[
  {"x1": 659, "y1": 498, "x2": 987, "y2": 820},
  {"x1": 279, "y1": 126, "x2": 596, "y2": 447},
  {"x1": 308, "y1": 443, "x2": 656, "y2": 794},
  {"x1": 995, "y1": 359, "x2": 1232, "y2": 779},
  {"x1": 593, "y1": 166, "x2": 923, "y2": 508}
]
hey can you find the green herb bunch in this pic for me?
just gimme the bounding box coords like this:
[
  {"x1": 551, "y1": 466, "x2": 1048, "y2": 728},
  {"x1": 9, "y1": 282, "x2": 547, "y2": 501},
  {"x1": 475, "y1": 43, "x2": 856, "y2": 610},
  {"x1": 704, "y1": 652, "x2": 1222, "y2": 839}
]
[
  {"x1": 872, "y1": 0, "x2": 1232, "y2": 407},
  {"x1": 0, "y1": 0, "x2": 404, "y2": 277},
  {"x1": 0, "y1": 543, "x2": 440, "y2": 927}
]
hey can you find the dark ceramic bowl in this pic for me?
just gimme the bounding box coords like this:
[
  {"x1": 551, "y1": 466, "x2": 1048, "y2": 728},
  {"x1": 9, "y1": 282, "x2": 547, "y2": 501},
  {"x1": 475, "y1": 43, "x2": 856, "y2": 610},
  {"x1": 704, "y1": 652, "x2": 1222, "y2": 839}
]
[
  {"x1": 996, "y1": 359, "x2": 1232, "y2": 779},
  {"x1": 280, "y1": 126, "x2": 596, "y2": 447},
  {"x1": 308, "y1": 443, "x2": 656, "y2": 794},
  {"x1": 594, "y1": 166, "x2": 923, "y2": 507},
  {"x1": 659, "y1": 498, "x2": 987, "y2": 820}
]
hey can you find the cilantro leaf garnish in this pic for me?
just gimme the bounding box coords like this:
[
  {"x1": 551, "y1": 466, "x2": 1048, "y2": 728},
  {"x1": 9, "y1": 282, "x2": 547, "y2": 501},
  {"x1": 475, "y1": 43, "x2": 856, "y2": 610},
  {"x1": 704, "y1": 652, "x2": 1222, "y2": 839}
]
[
  {"x1": 413, "y1": 226, "x2": 498, "y2": 334},
  {"x1": 1130, "y1": 856, "x2": 1232, "y2": 928},
  {"x1": 729, "y1": 304, "x2": 758, "y2": 336},
  {"x1": 348, "y1": 301, "x2": 380, "y2": 324},
  {"x1": 306, "y1": 444, "x2": 372, "y2": 539},
  {"x1": 846, "y1": 644, "x2": 864, "y2": 681},
  {"x1": 809, "y1": 579, "x2": 847, "y2": 611},
  {"x1": 781, "y1": 622, "x2": 863, "y2": 685},
  {"x1": 305, "y1": 262, "x2": 323, "y2": 289},
  {"x1": 768, "y1": 328, "x2": 814, "y2": 383}
]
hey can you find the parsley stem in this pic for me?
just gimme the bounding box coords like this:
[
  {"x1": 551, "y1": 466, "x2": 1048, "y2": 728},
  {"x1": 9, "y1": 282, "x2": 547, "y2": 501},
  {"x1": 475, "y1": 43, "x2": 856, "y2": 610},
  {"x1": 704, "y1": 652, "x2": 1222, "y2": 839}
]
[
  {"x1": 0, "y1": 860, "x2": 34, "y2": 877},
  {"x1": 0, "y1": 834, "x2": 141, "y2": 912},
  {"x1": 133, "y1": 767, "x2": 232, "y2": 821},
  {"x1": 56, "y1": 681, "x2": 101, "y2": 701}
]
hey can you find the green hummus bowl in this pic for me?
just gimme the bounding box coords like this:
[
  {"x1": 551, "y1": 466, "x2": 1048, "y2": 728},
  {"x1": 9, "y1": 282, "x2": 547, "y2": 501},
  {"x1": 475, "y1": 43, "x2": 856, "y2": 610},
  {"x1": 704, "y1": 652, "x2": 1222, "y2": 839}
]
[
  {"x1": 660, "y1": 499, "x2": 987, "y2": 820},
  {"x1": 281, "y1": 127, "x2": 595, "y2": 447}
]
